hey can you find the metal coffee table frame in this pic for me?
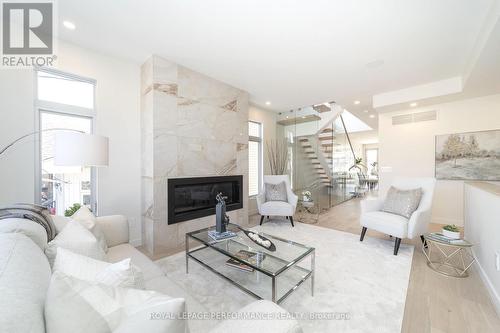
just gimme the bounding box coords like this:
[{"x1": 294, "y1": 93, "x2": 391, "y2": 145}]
[
  {"x1": 422, "y1": 235, "x2": 475, "y2": 278},
  {"x1": 185, "y1": 225, "x2": 315, "y2": 304}
]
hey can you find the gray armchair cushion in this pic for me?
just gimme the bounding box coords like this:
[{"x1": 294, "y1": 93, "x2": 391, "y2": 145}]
[
  {"x1": 265, "y1": 182, "x2": 288, "y2": 202},
  {"x1": 382, "y1": 186, "x2": 422, "y2": 219}
]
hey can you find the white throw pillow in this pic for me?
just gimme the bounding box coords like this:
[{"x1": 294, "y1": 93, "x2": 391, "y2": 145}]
[
  {"x1": 51, "y1": 214, "x2": 71, "y2": 234},
  {"x1": 45, "y1": 272, "x2": 187, "y2": 333},
  {"x1": 53, "y1": 248, "x2": 144, "y2": 289},
  {"x1": 57, "y1": 206, "x2": 108, "y2": 253},
  {"x1": 45, "y1": 221, "x2": 106, "y2": 266},
  {"x1": 71, "y1": 205, "x2": 96, "y2": 229}
]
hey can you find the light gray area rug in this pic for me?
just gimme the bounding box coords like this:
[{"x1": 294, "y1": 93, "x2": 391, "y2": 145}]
[{"x1": 155, "y1": 221, "x2": 414, "y2": 333}]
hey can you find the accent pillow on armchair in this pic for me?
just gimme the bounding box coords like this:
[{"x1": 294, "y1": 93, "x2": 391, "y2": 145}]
[
  {"x1": 382, "y1": 186, "x2": 422, "y2": 219},
  {"x1": 265, "y1": 181, "x2": 288, "y2": 202}
]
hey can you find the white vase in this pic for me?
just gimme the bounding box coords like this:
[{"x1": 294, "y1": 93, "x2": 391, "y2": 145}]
[{"x1": 442, "y1": 229, "x2": 460, "y2": 239}]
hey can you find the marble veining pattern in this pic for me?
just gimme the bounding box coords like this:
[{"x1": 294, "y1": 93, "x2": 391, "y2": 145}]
[{"x1": 141, "y1": 55, "x2": 249, "y2": 256}]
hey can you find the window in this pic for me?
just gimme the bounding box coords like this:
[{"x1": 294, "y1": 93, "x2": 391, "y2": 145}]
[
  {"x1": 248, "y1": 121, "x2": 262, "y2": 196},
  {"x1": 365, "y1": 148, "x2": 379, "y2": 176},
  {"x1": 36, "y1": 69, "x2": 96, "y2": 215}
]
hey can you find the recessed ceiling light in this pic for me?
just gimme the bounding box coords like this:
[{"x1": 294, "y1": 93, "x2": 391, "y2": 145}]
[
  {"x1": 410, "y1": 102, "x2": 418, "y2": 107},
  {"x1": 302, "y1": 116, "x2": 306, "y2": 119},
  {"x1": 265, "y1": 101, "x2": 271, "y2": 106},
  {"x1": 63, "y1": 20, "x2": 76, "y2": 30},
  {"x1": 369, "y1": 114, "x2": 376, "y2": 118},
  {"x1": 354, "y1": 100, "x2": 361, "y2": 105},
  {"x1": 285, "y1": 116, "x2": 289, "y2": 119}
]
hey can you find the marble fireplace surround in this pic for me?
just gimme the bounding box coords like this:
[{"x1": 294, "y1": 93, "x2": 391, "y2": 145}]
[{"x1": 141, "y1": 55, "x2": 249, "y2": 257}]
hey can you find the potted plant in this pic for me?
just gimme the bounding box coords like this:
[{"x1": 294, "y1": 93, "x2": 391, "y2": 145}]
[
  {"x1": 302, "y1": 190, "x2": 312, "y2": 202},
  {"x1": 64, "y1": 203, "x2": 82, "y2": 217},
  {"x1": 442, "y1": 224, "x2": 461, "y2": 239}
]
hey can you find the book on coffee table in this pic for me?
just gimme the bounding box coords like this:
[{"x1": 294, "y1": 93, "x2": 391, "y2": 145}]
[
  {"x1": 427, "y1": 233, "x2": 468, "y2": 245},
  {"x1": 225, "y1": 250, "x2": 266, "y2": 272},
  {"x1": 207, "y1": 230, "x2": 237, "y2": 241}
]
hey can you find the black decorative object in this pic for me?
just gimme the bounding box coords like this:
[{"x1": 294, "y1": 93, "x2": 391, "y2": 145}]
[{"x1": 215, "y1": 192, "x2": 230, "y2": 233}]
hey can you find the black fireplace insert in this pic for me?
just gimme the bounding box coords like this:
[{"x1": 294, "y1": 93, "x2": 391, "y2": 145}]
[{"x1": 167, "y1": 175, "x2": 243, "y2": 224}]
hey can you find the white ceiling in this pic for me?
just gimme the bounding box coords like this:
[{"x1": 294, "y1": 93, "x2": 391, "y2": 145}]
[{"x1": 57, "y1": 0, "x2": 498, "y2": 129}]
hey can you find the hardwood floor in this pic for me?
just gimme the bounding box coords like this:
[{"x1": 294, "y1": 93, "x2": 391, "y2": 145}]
[{"x1": 250, "y1": 194, "x2": 500, "y2": 332}]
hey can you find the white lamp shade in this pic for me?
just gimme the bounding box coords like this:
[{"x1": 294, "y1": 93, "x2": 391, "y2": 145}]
[{"x1": 54, "y1": 132, "x2": 109, "y2": 167}]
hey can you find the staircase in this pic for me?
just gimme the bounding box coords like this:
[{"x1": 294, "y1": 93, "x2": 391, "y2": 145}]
[{"x1": 298, "y1": 136, "x2": 331, "y2": 186}]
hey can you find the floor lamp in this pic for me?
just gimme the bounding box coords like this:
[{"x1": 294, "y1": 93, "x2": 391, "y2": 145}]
[
  {"x1": 53, "y1": 132, "x2": 109, "y2": 214},
  {"x1": 0, "y1": 129, "x2": 109, "y2": 213}
]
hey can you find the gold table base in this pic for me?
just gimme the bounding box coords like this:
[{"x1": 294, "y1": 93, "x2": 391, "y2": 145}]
[{"x1": 422, "y1": 240, "x2": 475, "y2": 278}]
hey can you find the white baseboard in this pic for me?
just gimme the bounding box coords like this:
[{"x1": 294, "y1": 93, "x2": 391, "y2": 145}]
[{"x1": 472, "y1": 249, "x2": 500, "y2": 316}]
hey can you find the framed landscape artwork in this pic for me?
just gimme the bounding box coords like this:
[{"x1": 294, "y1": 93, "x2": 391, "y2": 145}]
[{"x1": 435, "y1": 129, "x2": 500, "y2": 180}]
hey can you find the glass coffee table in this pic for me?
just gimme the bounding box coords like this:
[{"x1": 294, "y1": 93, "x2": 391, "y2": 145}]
[{"x1": 185, "y1": 223, "x2": 315, "y2": 304}]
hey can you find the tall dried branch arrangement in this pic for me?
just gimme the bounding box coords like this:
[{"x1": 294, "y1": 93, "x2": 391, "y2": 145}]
[{"x1": 266, "y1": 139, "x2": 289, "y2": 175}]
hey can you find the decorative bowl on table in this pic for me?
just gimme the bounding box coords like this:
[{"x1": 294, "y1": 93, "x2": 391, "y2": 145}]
[{"x1": 242, "y1": 230, "x2": 276, "y2": 252}]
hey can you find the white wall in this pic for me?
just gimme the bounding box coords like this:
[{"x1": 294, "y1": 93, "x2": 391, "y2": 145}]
[
  {"x1": 0, "y1": 41, "x2": 142, "y2": 244},
  {"x1": 248, "y1": 105, "x2": 278, "y2": 215},
  {"x1": 464, "y1": 182, "x2": 500, "y2": 315},
  {"x1": 0, "y1": 70, "x2": 35, "y2": 204},
  {"x1": 378, "y1": 93, "x2": 500, "y2": 226}
]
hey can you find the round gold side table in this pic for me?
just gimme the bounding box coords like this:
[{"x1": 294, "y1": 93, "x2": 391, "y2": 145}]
[{"x1": 422, "y1": 234, "x2": 475, "y2": 278}]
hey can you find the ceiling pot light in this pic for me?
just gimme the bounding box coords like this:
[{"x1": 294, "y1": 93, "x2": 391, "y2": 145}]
[
  {"x1": 354, "y1": 101, "x2": 361, "y2": 105},
  {"x1": 369, "y1": 114, "x2": 376, "y2": 118},
  {"x1": 410, "y1": 102, "x2": 418, "y2": 107},
  {"x1": 63, "y1": 20, "x2": 76, "y2": 30},
  {"x1": 265, "y1": 101, "x2": 271, "y2": 106}
]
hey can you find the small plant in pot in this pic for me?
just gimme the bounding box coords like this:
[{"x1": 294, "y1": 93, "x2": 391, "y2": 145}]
[
  {"x1": 64, "y1": 203, "x2": 81, "y2": 217},
  {"x1": 442, "y1": 224, "x2": 461, "y2": 239}
]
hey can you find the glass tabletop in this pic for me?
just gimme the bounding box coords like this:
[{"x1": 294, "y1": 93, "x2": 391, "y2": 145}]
[
  {"x1": 187, "y1": 223, "x2": 314, "y2": 276},
  {"x1": 423, "y1": 233, "x2": 473, "y2": 247}
]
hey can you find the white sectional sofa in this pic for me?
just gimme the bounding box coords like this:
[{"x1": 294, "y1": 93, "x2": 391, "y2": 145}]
[{"x1": 0, "y1": 214, "x2": 302, "y2": 333}]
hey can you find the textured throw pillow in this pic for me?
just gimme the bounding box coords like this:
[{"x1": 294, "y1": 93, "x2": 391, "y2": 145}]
[
  {"x1": 71, "y1": 206, "x2": 108, "y2": 253},
  {"x1": 53, "y1": 248, "x2": 145, "y2": 289},
  {"x1": 45, "y1": 221, "x2": 106, "y2": 266},
  {"x1": 45, "y1": 272, "x2": 187, "y2": 333},
  {"x1": 382, "y1": 186, "x2": 423, "y2": 219},
  {"x1": 265, "y1": 182, "x2": 288, "y2": 202}
]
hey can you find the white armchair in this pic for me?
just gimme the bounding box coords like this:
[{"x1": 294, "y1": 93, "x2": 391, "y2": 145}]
[
  {"x1": 359, "y1": 177, "x2": 436, "y2": 255},
  {"x1": 256, "y1": 175, "x2": 298, "y2": 227}
]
